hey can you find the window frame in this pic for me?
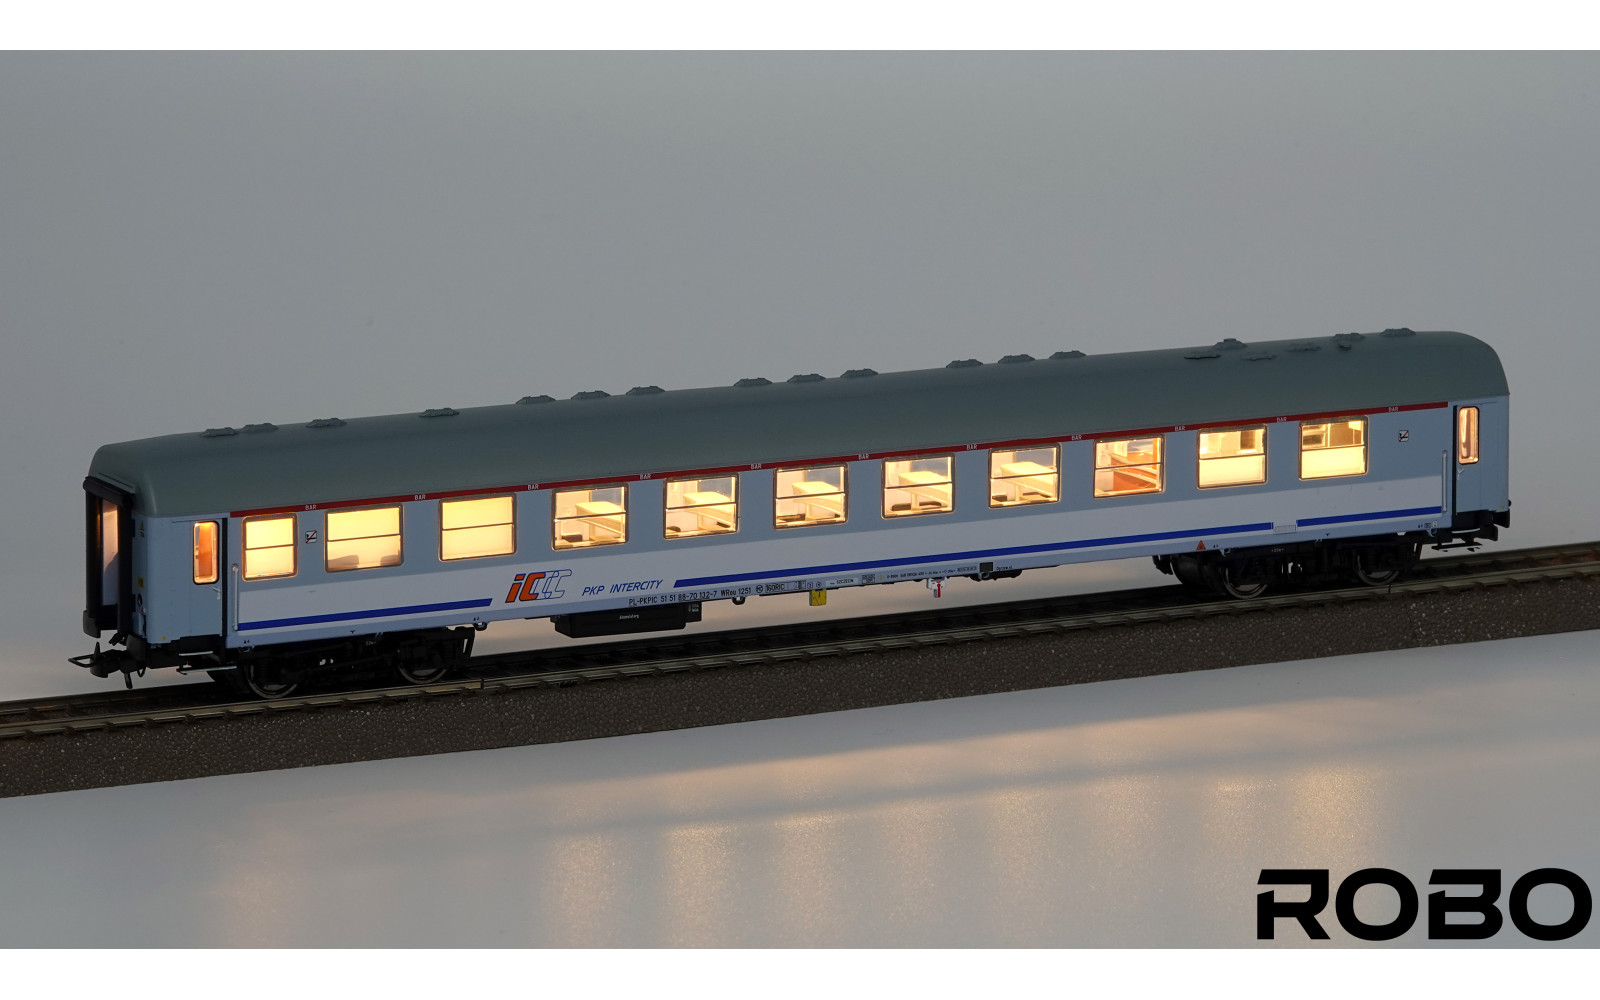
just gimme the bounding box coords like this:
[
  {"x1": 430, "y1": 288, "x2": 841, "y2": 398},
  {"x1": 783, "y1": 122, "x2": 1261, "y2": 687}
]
[
  {"x1": 551, "y1": 483, "x2": 630, "y2": 551},
  {"x1": 773, "y1": 464, "x2": 850, "y2": 529},
  {"x1": 324, "y1": 504, "x2": 405, "y2": 573},
  {"x1": 881, "y1": 454, "x2": 956, "y2": 519},
  {"x1": 1457, "y1": 406, "x2": 1480, "y2": 465},
  {"x1": 987, "y1": 444, "x2": 1061, "y2": 509},
  {"x1": 1093, "y1": 435, "x2": 1166, "y2": 498},
  {"x1": 192, "y1": 520, "x2": 220, "y2": 585},
  {"x1": 1299, "y1": 416, "x2": 1369, "y2": 480},
  {"x1": 1196, "y1": 425, "x2": 1268, "y2": 490},
  {"x1": 663, "y1": 474, "x2": 740, "y2": 540},
  {"x1": 242, "y1": 513, "x2": 297, "y2": 581},
  {"x1": 439, "y1": 494, "x2": 518, "y2": 562}
]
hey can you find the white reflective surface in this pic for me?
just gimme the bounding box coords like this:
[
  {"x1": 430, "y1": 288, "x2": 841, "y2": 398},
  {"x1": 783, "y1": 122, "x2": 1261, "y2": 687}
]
[{"x1": 3, "y1": 629, "x2": 1596, "y2": 947}]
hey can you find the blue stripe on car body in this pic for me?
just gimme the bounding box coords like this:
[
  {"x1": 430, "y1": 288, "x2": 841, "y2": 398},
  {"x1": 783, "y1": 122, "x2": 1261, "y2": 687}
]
[
  {"x1": 239, "y1": 598, "x2": 493, "y2": 632},
  {"x1": 1296, "y1": 505, "x2": 1442, "y2": 527}
]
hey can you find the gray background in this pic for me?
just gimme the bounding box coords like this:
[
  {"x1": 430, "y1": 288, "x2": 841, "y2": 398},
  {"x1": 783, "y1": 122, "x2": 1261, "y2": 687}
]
[{"x1": 1, "y1": 54, "x2": 1597, "y2": 947}]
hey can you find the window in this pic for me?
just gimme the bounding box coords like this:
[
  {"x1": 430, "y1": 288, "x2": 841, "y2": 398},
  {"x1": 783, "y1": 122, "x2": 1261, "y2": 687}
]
[
  {"x1": 1094, "y1": 437, "x2": 1163, "y2": 497},
  {"x1": 1300, "y1": 418, "x2": 1367, "y2": 479},
  {"x1": 883, "y1": 456, "x2": 954, "y2": 517},
  {"x1": 554, "y1": 486, "x2": 627, "y2": 549},
  {"x1": 1457, "y1": 406, "x2": 1479, "y2": 464},
  {"x1": 665, "y1": 476, "x2": 738, "y2": 538},
  {"x1": 441, "y1": 495, "x2": 516, "y2": 561},
  {"x1": 1198, "y1": 426, "x2": 1267, "y2": 488},
  {"x1": 989, "y1": 446, "x2": 1059, "y2": 507},
  {"x1": 193, "y1": 521, "x2": 219, "y2": 584},
  {"x1": 326, "y1": 506, "x2": 403, "y2": 571},
  {"x1": 243, "y1": 515, "x2": 296, "y2": 580},
  {"x1": 775, "y1": 465, "x2": 847, "y2": 528}
]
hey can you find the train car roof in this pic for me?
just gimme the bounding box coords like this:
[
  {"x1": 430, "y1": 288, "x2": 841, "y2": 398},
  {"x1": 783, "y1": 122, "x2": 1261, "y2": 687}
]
[{"x1": 90, "y1": 329, "x2": 1507, "y2": 516}]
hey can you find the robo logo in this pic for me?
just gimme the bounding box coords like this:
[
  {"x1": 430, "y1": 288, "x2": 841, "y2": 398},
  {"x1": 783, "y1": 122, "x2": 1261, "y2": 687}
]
[{"x1": 504, "y1": 569, "x2": 572, "y2": 603}]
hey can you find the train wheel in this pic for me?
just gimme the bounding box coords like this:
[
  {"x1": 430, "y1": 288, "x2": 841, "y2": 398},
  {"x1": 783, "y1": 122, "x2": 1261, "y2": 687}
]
[
  {"x1": 1352, "y1": 549, "x2": 1402, "y2": 587},
  {"x1": 241, "y1": 661, "x2": 299, "y2": 699},
  {"x1": 1211, "y1": 559, "x2": 1275, "y2": 600},
  {"x1": 397, "y1": 646, "x2": 451, "y2": 685}
]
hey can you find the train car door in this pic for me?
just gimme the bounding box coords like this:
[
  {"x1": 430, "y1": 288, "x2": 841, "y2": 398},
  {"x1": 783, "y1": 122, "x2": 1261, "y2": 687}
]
[
  {"x1": 1453, "y1": 402, "x2": 1494, "y2": 514},
  {"x1": 82, "y1": 476, "x2": 135, "y2": 638},
  {"x1": 188, "y1": 518, "x2": 226, "y2": 640}
]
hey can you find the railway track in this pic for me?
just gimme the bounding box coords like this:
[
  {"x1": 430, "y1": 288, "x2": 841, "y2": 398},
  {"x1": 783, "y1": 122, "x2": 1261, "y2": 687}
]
[{"x1": 5, "y1": 540, "x2": 1598, "y2": 742}]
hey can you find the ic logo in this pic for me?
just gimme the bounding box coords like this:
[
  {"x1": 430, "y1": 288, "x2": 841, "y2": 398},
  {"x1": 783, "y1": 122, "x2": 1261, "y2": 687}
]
[
  {"x1": 504, "y1": 569, "x2": 572, "y2": 603},
  {"x1": 1258, "y1": 868, "x2": 1592, "y2": 941}
]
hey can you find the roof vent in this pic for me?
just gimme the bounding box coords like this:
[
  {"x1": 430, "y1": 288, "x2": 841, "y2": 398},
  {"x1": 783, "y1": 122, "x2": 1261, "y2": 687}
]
[
  {"x1": 1244, "y1": 352, "x2": 1276, "y2": 361},
  {"x1": 420, "y1": 407, "x2": 458, "y2": 418},
  {"x1": 734, "y1": 377, "x2": 772, "y2": 387},
  {"x1": 307, "y1": 417, "x2": 346, "y2": 428},
  {"x1": 1049, "y1": 350, "x2": 1086, "y2": 360},
  {"x1": 572, "y1": 390, "x2": 611, "y2": 400},
  {"x1": 998, "y1": 354, "x2": 1034, "y2": 364},
  {"x1": 946, "y1": 359, "x2": 982, "y2": 368},
  {"x1": 1213, "y1": 337, "x2": 1247, "y2": 351},
  {"x1": 1287, "y1": 342, "x2": 1321, "y2": 353},
  {"x1": 625, "y1": 385, "x2": 664, "y2": 395},
  {"x1": 241, "y1": 422, "x2": 278, "y2": 433},
  {"x1": 1380, "y1": 327, "x2": 1416, "y2": 337},
  {"x1": 201, "y1": 426, "x2": 236, "y2": 437},
  {"x1": 1183, "y1": 349, "x2": 1221, "y2": 360},
  {"x1": 516, "y1": 394, "x2": 554, "y2": 405},
  {"x1": 841, "y1": 368, "x2": 877, "y2": 378},
  {"x1": 787, "y1": 373, "x2": 824, "y2": 383}
]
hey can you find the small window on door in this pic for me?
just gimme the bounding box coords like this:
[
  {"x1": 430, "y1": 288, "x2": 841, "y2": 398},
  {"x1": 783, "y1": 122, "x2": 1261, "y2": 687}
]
[
  {"x1": 1457, "y1": 407, "x2": 1479, "y2": 464},
  {"x1": 193, "y1": 521, "x2": 219, "y2": 584}
]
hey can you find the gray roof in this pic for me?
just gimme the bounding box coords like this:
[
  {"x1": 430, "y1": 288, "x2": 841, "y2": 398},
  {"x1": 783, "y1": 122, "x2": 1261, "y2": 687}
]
[{"x1": 90, "y1": 330, "x2": 1507, "y2": 516}]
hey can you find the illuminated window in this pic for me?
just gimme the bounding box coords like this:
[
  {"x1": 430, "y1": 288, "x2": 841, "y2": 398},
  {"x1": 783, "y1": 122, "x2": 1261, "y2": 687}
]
[
  {"x1": 194, "y1": 521, "x2": 222, "y2": 585},
  {"x1": 883, "y1": 456, "x2": 953, "y2": 517},
  {"x1": 193, "y1": 521, "x2": 219, "y2": 584},
  {"x1": 441, "y1": 496, "x2": 515, "y2": 561},
  {"x1": 1457, "y1": 406, "x2": 1479, "y2": 464},
  {"x1": 1198, "y1": 427, "x2": 1267, "y2": 488},
  {"x1": 1094, "y1": 437, "x2": 1163, "y2": 497},
  {"x1": 665, "y1": 476, "x2": 737, "y2": 538},
  {"x1": 243, "y1": 515, "x2": 296, "y2": 580},
  {"x1": 775, "y1": 465, "x2": 847, "y2": 528},
  {"x1": 326, "y1": 506, "x2": 403, "y2": 571},
  {"x1": 989, "y1": 446, "x2": 1059, "y2": 507},
  {"x1": 554, "y1": 486, "x2": 627, "y2": 549},
  {"x1": 1300, "y1": 418, "x2": 1367, "y2": 479}
]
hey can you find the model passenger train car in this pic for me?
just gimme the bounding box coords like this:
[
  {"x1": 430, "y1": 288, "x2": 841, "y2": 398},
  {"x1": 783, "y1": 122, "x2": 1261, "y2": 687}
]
[{"x1": 75, "y1": 329, "x2": 1509, "y2": 696}]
